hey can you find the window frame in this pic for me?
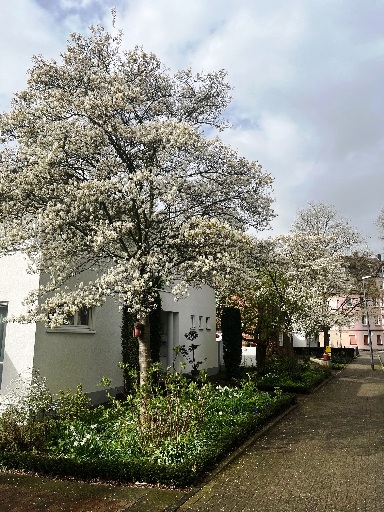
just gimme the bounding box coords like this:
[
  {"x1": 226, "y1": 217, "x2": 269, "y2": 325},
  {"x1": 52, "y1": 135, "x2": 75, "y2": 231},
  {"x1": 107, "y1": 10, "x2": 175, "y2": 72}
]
[
  {"x1": 47, "y1": 307, "x2": 95, "y2": 334},
  {"x1": 0, "y1": 303, "x2": 7, "y2": 361}
]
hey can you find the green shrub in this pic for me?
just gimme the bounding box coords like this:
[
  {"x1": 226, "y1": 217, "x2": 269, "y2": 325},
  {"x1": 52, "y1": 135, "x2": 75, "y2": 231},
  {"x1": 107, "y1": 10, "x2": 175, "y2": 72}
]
[{"x1": 221, "y1": 307, "x2": 242, "y2": 380}]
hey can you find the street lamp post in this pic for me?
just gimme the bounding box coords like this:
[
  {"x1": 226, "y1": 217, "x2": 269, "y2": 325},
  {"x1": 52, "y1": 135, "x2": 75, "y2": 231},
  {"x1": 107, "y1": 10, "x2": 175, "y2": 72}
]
[{"x1": 362, "y1": 275, "x2": 374, "y2": 370}]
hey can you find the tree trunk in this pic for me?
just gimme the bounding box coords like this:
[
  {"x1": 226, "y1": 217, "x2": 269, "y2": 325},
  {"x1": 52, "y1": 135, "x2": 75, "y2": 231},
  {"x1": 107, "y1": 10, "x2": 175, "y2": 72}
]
[
  {"x1": 256, "y1": 340, "x2": 267, "y2": 368},
  {"x1": 323, "y1": 326, "x2": 330, "y2": 349},
  {"x1": 138, "y1": 315, "x2": 152, "y2": 387}
]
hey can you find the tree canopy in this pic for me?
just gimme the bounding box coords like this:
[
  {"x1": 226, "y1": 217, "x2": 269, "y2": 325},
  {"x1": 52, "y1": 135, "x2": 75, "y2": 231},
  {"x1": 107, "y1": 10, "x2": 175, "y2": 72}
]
[
  {"x1": 291, "y1": 201, "x2": 362, "y2": 255},
  {"x1": 0, "y1": 24, "x2": 274, "y2": 382}
]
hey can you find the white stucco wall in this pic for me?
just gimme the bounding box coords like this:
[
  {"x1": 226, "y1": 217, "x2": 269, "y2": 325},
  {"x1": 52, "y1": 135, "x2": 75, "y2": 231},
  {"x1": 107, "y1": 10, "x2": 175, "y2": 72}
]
[
  {"x1": 159, "y1": 285, "x2": 218, "y2": 374},
  {"x1": 292, "y1": 332, "x2": 319, "y2": 347},
  {"x1": 0, "y1": 255, "x2": 218, "y2": 403},
  {"x1": 0, "y1": 254, "x2": 39, "y2": 395},
  {"x1": 33, "y1": 297, "x2": 124, "y2": 403}
]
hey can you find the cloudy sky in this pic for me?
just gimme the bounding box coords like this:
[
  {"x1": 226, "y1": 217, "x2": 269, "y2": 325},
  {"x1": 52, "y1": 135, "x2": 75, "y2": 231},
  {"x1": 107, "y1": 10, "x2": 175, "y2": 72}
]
[{"x1": 1, "y1": 0, "x2": 383, "y2": 253}]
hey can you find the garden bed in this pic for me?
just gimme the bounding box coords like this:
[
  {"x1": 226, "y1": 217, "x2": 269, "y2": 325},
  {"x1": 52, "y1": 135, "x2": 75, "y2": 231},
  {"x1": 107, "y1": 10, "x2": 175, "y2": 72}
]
[
  {"x1": 255, "y1": 357, "x2": 331, "y2": 393},
  {"x1": 0, "y1": 370, "x2": 296, "y2": 487}
]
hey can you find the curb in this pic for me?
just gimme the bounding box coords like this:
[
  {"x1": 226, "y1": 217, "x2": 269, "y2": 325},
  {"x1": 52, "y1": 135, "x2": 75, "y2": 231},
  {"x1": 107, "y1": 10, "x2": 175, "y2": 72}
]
[{"x1": 377, "y1": 351, "x2": 384, "y2": 369}]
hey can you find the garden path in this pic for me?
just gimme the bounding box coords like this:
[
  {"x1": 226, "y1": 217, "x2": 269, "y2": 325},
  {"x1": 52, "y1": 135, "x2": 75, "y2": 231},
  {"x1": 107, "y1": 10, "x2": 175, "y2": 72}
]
[{"x1": 176, "y1": 351, "x2": 384, "y2": 511}]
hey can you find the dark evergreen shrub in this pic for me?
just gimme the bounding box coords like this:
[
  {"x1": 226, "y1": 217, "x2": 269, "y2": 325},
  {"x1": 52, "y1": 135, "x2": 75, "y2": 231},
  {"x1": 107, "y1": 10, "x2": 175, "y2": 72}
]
[
  {"x1": 121, "y1": 293, "x2": 162, "y2": 393},
  {"x1": 221, "y1": 307, "x2": 242, "y2": 380},
  {"x1": 149, "y1": 292, "x2": 162, "y2": 364},
  {"x1": 121, "y1": 306, "x2": 139, "y2": 394}
]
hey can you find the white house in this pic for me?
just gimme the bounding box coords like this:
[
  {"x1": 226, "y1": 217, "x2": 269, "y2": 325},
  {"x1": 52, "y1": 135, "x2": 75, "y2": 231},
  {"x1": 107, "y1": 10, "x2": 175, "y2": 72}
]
[
  {"x1": 292, "y1": 332, "x2": 319, "y2": 348},
  {"x1": 0, "y1": 253, "x2": 217, "y2": 404}
]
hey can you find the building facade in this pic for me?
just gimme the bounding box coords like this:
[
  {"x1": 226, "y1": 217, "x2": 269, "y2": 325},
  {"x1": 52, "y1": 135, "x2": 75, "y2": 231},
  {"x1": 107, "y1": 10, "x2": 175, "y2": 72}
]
[{"x1": 0, "y1": 253, "x2": 217, "y2": 404}]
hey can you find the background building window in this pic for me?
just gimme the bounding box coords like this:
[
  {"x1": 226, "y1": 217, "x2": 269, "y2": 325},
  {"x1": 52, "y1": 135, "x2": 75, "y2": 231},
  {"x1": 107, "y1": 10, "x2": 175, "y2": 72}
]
[
  {"x1": 364, "y1": 334, "x2": 369, "y2": 345},
  {"x1": 206, "y1": 317, "x2": 211, "y2": 330},
  {"x1": 349, "y1": 334, "x2": 356, "y2": 345},
  {"x1": 377, "y1": 335, "x2": 382, "y2": 345}
]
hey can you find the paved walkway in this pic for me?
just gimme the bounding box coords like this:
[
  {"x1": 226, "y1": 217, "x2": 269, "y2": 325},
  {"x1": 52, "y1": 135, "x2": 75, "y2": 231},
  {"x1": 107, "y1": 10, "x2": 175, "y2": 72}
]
[
  {"x1": 177, "y1": 351, "x2": 384, "y2": 512},
  {"x1": 1, "y1": 352, "x2": 383, "y2": 511}
]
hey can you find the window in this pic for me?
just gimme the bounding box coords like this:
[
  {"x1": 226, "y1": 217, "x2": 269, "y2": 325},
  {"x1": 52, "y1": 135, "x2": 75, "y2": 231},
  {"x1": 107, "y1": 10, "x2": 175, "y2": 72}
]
[
  {"x1": 362, "y1": 315, "x2": 368, "y2": 326},
  {"x1": 364, "y1": 335, "x2": 369, "y2": 345},
  {"x1": 67, "y1": 307, "x2": 91, "y2": 327},
  {"x1": 198, "y1": 316, "x2": 203, "y2": 330},
  {"x1": 349, "y1": 334, "x2": 356, "y2": 345},
  {"x1": 190, "y1": 315, "x2": 196, "y2": 330},
  {"x1": 375, "y1": 316, "x2": 381, "y2": 325},
  {"x1": 0, "y1": 303, "x2": 7, "y2": 359},
  {"x1": 377, "y1": 335, "x2": 382, "y2": 346},
  {"x1": 48, "y1": 307, "x2": 94, "y2": 333},
  {"x1": 206, "y1": 316, "x2": 211, "y2": 330}
]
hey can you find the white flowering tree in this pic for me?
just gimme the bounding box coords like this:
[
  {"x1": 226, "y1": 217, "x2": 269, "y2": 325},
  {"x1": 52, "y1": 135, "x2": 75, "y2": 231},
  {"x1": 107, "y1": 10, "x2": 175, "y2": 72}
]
[
  {"x1": 0, "y1": 25, "x2": 274, "y2": 385},
  {"x1": 288, "y1": 202, "x2": 364, "y2": 344},
  {"x1": 219, "y1": 208, "x2": 364, "y2": 359},
  {"x1": 291, "y1": 201, "x2": 362, "y2": 256},
  {"x1": 271, "y1": 234, "x2": 353, "y2": 339},
  {"x1": 218, "y1": 235, "x2": 351, "y2": 358}
]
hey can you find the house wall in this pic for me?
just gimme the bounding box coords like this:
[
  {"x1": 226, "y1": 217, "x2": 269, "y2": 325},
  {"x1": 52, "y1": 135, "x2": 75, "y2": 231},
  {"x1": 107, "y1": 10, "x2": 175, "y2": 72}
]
[
  {"x1": 1, "y1": 254, "x2": 217, "y2": 404},
  {"x1": 159, "y1": 285, "x2": 218, "y2": 375},
  {"x1": 327, "y1": 318, "x2": 384, "y2": 351},
  {"x1": 292, "y1": 332, "x2": 319, "y2": 348},
  {"x1": 33, "y1": 297, "x2": 124, "y2": 404},
  {"x1": 0, "y1": 254, "x2": 39, "y2": 396}
]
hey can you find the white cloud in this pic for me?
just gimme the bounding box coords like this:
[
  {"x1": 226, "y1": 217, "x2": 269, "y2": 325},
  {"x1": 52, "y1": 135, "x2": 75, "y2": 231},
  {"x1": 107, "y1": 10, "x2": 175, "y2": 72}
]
[
  {"x1": 1, "y1": 0, "x2": 383, "y2": 253},
  {"x1": 0, "y1": 1, "x2": 60, "y2": 108}
]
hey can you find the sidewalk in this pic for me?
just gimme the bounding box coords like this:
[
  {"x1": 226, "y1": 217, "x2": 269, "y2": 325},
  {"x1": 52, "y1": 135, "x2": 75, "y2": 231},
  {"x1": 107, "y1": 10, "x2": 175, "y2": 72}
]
[
  {"x1": 1, "y1": 352, "x2": 383, "y2": 511},
  {"x1": 177, "y1": 351, "x2": 384, "y2": 511}
]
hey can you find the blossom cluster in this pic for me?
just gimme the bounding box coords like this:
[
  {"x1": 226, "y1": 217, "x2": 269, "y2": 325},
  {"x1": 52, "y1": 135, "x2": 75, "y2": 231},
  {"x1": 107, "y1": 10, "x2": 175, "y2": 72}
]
[{"x1": 0, "y1": 23, "x2": 274, "y2": 331}]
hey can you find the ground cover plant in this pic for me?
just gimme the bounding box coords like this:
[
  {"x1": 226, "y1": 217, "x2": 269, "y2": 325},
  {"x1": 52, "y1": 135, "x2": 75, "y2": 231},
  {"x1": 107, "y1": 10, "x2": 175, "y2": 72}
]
[
  {"x1": 0, "y1": 368, "x2": 294, "y2": 486},
  {"x1": 256, "y1": 357, "x2": 330, "y2": 393}
]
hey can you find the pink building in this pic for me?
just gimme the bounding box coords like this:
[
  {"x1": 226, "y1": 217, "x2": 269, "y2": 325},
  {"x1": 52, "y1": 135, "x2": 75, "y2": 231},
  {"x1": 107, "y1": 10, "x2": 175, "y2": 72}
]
[{"x1": 327, "y1": 295, "x2": 384, "y2": 351}]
